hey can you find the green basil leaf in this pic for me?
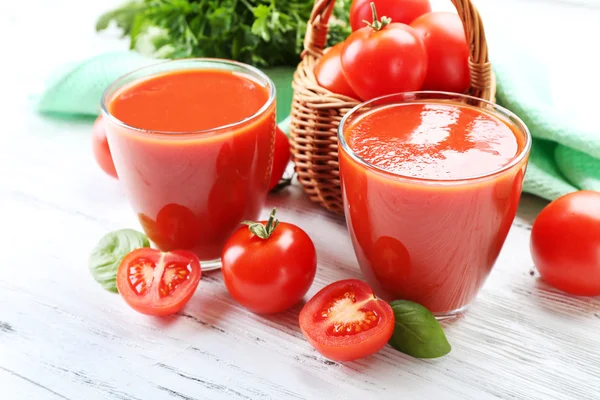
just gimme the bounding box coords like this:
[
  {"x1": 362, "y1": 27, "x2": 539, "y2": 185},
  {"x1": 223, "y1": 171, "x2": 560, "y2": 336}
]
[
  {"x1": 388, "y1": 300, "x2": 451, "y2": 359},
  {"x1": 89, "y1": 229, "x2": 150, "y2": 292}
]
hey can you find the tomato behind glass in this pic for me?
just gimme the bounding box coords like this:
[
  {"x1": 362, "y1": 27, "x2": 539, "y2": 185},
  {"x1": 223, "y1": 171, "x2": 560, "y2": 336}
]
[
  {"x1": 314, "y1": 42, "x2": 358, "y2": 99},
  {"x1": 530, "y1": 191, "x2": 600, "y2": 296},
  {"x1": 299, "y1": 279, "x2": 394, "y2": 361},
  {"x1": 350, "y1": 0, "x2": 431, "y2": 31},
  {"x1": 116, "y1": 248, "x2": 202, "y2": 316},
  {"x1": 222, "y1": 209, "x2": 317, "y2": 314},
  {"x1": 410, "y1": 12, "x2": 470, "y2": 93},
  {"x1": 268, "y1": 127, "x2": 291, "y2": 191},
  {"x1": 341, "y1": 6, "x2": 427, "y2": 101},
  {"x1": 92, "y1": 115, "x2": 118, "y2": 179}
]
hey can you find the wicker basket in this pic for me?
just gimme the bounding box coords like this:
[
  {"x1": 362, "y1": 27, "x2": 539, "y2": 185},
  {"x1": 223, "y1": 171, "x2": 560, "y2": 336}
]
[{"x1": 289, "y1": 0, "x2": 496, "y2": 214}]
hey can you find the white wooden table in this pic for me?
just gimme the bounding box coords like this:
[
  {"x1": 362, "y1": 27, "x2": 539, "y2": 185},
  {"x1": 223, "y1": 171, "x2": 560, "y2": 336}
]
[{"x1": 2, "y1": 0, "x2": 600, "y2": 399}]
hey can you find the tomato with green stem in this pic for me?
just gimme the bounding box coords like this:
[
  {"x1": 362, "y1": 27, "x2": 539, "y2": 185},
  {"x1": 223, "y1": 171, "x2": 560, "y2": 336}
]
[
  {"x1": 341, "y1": 4, "x2": 428, "y2": 101},
  {"x1": 91, "y1": 115, "x2": 118, "y2": 179},
  {"x1": 350, "y1": 0, "x2": 431, "y2": 31},
  {"x1": 411, "y1": 12, "x2": 471, "y2": 93},
  {"x1": 116, "y1": 248, "x2": 202, "y2": 316},
  {"x1": 299, "y1": 279, "x2": 394, "y2": 361},
  {"x1": 530, "y1": 191, "x2": 600, "y2": 296},
  {"x1": 221, "y1": 208, "x2": 317, "y2": 314}
]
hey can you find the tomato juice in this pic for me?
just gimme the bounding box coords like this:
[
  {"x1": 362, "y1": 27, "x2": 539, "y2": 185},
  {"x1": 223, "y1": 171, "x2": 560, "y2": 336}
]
[
  {"x1": 102, "y1": 59, "x2": 276, "y2": 269},
  {"x1": 338, "y1": 93, "x2": 531, "y2": 316}
]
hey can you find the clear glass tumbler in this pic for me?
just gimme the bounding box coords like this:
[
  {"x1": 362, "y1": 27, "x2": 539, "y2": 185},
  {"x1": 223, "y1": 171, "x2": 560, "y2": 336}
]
[
  {"x1": 338, "y1": 92, "x2": 531, "y2": 317},
  {"x1": 102, "y1": 59, "x2": 276, "y2": 270}
]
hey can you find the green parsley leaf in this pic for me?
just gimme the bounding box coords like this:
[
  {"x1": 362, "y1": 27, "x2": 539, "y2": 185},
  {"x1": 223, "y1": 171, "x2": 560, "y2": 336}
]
[{"x1": 96, "y1": 0, "x2": 352, "y2": 68}]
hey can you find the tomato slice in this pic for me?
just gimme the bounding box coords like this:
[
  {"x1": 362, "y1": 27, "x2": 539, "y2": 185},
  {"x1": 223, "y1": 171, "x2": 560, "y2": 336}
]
[
  {"x1": 299, "y1": 279, "x2": 394, "y2": 361},
  {"x1": 116, "y1": 248, "x2": 202, "y2": 316}
]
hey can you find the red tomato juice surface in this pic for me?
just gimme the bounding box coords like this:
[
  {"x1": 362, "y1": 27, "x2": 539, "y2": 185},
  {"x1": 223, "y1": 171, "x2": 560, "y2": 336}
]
[
  {"x1": 105, "y1": 69, "x2": 275, "y2": 261},
  {"x1": 340, "y1": 101, "x2": 528, "y2": 314}
]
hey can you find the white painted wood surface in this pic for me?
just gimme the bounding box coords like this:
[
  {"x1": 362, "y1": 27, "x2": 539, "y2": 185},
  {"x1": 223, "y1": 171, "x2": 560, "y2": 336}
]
[{"x1": 2, "y1": 0, "x2": 600, "y2": 399}]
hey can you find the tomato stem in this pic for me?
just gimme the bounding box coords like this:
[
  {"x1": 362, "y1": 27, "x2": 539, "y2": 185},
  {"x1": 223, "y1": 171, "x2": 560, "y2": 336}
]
[
  {"x1": 362, "y1": 2, "x2": 391, "y2": 31},
  {"x1": 242, "y1": 208, "x2": 280, "y2": 240}
]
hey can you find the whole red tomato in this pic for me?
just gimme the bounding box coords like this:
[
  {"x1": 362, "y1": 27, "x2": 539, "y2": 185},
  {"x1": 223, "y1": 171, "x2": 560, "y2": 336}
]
[
  {"x1": 314, "y1": 42, "x2": 358, "y2": 99},
  {"x1": 411, "y1": 12, "x2": 470, "y2": 93},
  {"x1": 268, "y1": 127, "x2": 291, "y2": 191},
  {"x1": 116, "y1": 248, "x2": 202, "y2": 316},
  {"x1": 91, "y1": 115, "x2": 118, "y2": 179},
  {"x1": 530, "y1": 191, "x2": 600, "y2": 296},
  {"x1": 299, "y1": 279, "x2": 394, "y2": 362},
  {"x1": 221, "y1": 208, "x2": 317, "y2": 314},
  {"x1": 341, "y1": 5, "x2": 427, "y2": 101},
  {"x1": 350, "y1": 0, "x2": 431, "y2": 31}
]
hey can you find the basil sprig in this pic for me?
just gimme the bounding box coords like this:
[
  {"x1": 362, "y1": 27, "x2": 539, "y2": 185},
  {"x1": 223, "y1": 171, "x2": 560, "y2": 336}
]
[
  {"x1": 388, "y1": 300, "x2": 451, "y2": 359},
  {"x1": 89, "y1": 229, "x2": 150, "y2": 292}
]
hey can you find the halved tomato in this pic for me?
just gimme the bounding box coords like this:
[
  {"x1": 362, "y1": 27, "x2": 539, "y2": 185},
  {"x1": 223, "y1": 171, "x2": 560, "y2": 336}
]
[
  {"x1": 116, "y1": 248, "x2": 202, "y2": 316},
  {"x1": 299, "y1": 279, "x2": 394, "y2": 361}
]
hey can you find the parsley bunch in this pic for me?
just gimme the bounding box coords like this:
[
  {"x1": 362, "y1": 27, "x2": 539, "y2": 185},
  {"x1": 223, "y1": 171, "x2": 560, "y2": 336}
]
[{"x1": 96, "y1": 0, "x2": 351, "y2": 67}]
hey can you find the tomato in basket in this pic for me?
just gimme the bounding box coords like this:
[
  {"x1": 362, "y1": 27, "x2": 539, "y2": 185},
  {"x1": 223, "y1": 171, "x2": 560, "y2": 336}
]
[
  {"x1": 341, "y1": 4, "x2": 427, "y2": 101},
  {"x1": 410, "y1": 11, "x2": 470, "y2": 93},
  {"x1": 350, "y1": 0, "x2": 431, "y2": 31}
]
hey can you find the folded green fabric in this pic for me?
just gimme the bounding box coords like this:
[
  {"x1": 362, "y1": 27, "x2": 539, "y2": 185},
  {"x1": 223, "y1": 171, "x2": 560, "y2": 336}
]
[
  {"x1": 37, "y1": 52, "x2": 154, "y2": 117},
  {"x1": 36, "y1": 52, "x2": 294, "y2": 132},
  {"x1": 495, "y1": 58, "x2": 599, "y2": 201},
  {"x1": 489, "y1": 2, "x2": 600, "y2": 201}
]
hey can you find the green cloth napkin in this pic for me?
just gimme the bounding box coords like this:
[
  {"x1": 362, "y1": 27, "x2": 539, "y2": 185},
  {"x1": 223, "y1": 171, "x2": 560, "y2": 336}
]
[
  {"x1": 36, "y1": 52, "x2": 294, "y2": 132},
  {"x1": 494, "y1": 52, "x2": 600, "y2": 201},
  {"x1": 489, "y1": 2, "x2": 600, "y2": 202}
]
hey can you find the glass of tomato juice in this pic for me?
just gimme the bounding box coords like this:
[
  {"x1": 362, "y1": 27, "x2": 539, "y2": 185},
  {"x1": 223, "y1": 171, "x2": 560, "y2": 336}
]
[
  {"x1": 101, "y1": 59, "x2": 276, "y2": 270},
  {"x1": 338, "y1": 92, "x2": 531, "y2": 318}
]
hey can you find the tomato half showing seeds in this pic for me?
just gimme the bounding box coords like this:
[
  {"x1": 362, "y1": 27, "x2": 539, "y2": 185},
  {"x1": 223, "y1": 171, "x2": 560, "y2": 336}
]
[
  {"x1": 530, "y1": 190, "x2": 600, "y2": 296},
  {"x1": 314, "y1": 42, "x2": 358, "y2": 99},
  {"x1": 116, "y1": 248, "x2": 202, "y2": 316},
  {"x1": 410, "y1": 12, "x2": 471, "y2": 93},
  {"x1": 299, "y1": 279, "x2": 394, "y2": 362}
]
